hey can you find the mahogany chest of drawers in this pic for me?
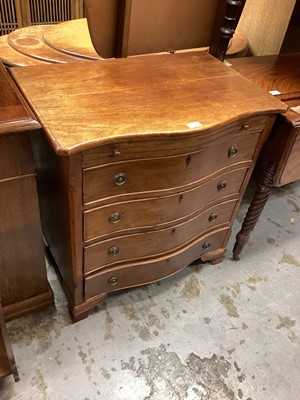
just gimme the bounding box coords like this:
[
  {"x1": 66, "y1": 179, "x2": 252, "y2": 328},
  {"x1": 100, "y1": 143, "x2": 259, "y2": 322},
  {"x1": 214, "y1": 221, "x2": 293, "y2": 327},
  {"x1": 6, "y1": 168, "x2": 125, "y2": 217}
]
[
  {"x1": 11, "y1": 52, "x2": 285, "y2": 321},
  {"x1": 0, "y1": 62, "x2": 54, "y2": 320}
]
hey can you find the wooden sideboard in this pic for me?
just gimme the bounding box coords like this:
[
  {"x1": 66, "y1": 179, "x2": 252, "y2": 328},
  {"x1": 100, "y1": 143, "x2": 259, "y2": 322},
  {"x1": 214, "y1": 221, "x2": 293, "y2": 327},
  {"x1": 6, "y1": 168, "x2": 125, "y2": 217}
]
[
  {"x1": 11, "y1": 51, "x2": 285, "y2": 321},
  {"x1": 0, "y1": 62, "x2": 54, "y2": 320},
  {"x1": 230, "y1": 53, "x2": 300, "y2": 259}
]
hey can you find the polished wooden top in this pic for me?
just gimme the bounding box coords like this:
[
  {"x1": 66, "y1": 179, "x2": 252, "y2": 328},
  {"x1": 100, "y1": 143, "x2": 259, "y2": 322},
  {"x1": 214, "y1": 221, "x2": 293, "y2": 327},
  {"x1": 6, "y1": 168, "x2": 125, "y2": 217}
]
[
  {"x1": 0, "y1": 62, "x2": 40, "y2": 135},
  {"x1": 11, "y1": 51, "x2": 286, "y2": 155},
  {"x1": 0, "y1": 35, "x2": 48, "y2": 67},
  {"x1": 231, "y1": 53, "x2": 300, "y2": 127},
  {"x1": 8, "y1": 24, "x2": 91, "y2": 64},
  {"x1": 230, "y1": 53, "x2": 300, "y2": 95},
  {"x1": 0, "y1": 19, "x2": 101, "y2": 67}
]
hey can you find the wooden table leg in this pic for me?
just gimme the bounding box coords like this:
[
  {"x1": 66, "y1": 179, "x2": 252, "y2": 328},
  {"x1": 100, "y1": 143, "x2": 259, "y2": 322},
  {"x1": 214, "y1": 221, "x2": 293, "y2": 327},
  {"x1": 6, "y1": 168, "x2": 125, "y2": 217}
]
[{"x1": 233, "y1": 161, "x2": 277, "y2": 260}]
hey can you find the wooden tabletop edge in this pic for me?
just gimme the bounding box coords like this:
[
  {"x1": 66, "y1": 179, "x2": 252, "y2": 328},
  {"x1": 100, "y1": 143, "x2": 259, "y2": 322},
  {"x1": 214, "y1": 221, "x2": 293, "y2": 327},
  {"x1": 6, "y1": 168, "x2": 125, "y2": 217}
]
[{"x1": 50, "y1": 108, "x2": 287, "y2": 156}]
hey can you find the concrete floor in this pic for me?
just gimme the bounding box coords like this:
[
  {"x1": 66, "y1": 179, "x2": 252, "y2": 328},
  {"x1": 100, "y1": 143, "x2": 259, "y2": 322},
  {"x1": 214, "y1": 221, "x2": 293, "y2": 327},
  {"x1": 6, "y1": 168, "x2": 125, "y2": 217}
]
[{"x1": 1, "y1": 180, "x2": 300, "y2": 400}]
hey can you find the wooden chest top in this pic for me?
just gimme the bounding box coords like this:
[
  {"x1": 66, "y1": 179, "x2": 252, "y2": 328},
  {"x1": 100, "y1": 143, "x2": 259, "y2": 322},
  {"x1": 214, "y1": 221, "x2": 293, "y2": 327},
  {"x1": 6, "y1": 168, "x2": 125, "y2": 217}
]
[{"x1": 11, "y1": 51, "x2": 286, "y2": 155}]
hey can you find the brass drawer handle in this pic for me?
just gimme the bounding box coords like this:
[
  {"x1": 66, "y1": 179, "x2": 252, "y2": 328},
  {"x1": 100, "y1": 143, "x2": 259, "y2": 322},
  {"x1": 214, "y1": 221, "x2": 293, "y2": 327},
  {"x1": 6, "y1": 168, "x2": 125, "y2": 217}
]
[
  {"x1": 242, "y1": 123, "x2": 250, "y2": 130},
  {"x1": 217, "y1": 180, "x2": 227, "y2": 191},
  {"x1": 108, "y1": 246, "x2": 119, "y2": 256},
  {"x1": 109, "y1": 212, "x2": 121, "y2": 224},
  {"x1": 108, "y1": 276, "x2": 119, "y2": 286},
  {"x1": 209, "y1": 213, "x2": 218, "y2": 222},
  {"x1": 202, "y1": 242, "x2": 211, "y2": 250},
  {"x1": 114, "y1": 172, "x2": 127, "y2": 185},
  {"x1": 228, "y1": 145, "x2": 238, "y2": 158}
]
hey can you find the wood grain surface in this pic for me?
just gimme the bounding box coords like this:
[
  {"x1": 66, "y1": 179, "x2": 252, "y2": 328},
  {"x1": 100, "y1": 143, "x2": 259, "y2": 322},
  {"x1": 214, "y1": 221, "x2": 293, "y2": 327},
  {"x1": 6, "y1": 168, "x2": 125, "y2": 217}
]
[
  {"x1": 84, "y1": 199, "x2": 237, "y2": 273},
  {"x1": 84, "y1": 228, "x2": 229, "y2": 300},
  {"x1": 43, "y1": 18, "x2": 101, "y2": 60},
  {"x1": 0, "y1": 62, "x2": 54, "y2": 320},
  {"x1": 230, "y1": 53, "x2": 300, "y2": 95},
  {"x1": 0, "y1": 34, "x2": 48, "y2": 67},
  {"x1": 84, "y1": 167, "x2": 247, "y2": 241},
  {"x1": 11, "y1": 51, "x2": 286, "y2": 155},
  {"x1": 237, "y1": 0, "x2": 296, "y2": 56},
  {"x1": 8, "y1": 24, "x2": 91, "y2": 64},
  {"x1": 0, "y1": 62, "x2": 40, "y2": 134}
]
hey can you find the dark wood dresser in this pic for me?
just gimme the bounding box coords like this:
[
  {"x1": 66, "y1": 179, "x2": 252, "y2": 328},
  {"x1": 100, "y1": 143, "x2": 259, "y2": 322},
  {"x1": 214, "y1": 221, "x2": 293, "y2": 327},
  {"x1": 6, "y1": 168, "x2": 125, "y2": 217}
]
[
  {"x1": 11, "y1": 52, "x2": 285, "y2": 321},
  {"x1": 0, "y1": 62, "x2": 54, "y2": 320},
  {"x1": 230, "y1": 53, "x2": 300, "y2": 259}
]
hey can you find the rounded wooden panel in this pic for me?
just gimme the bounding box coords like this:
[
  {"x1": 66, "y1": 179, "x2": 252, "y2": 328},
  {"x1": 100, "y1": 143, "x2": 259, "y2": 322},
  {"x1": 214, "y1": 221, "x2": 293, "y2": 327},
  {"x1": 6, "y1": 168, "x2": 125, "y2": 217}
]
[
  {"x1": 226, "y1": 32, "x2": 249, "y2": 58},
  {"x1": 0, "y1": 35, "x2": 48, "y2": 67},
  {"x1": 8, "y1": 25, "x2": 89, "y2": 64},
  {"x1": 43, "y1": 18, "x2": 101, "y2": 60}
]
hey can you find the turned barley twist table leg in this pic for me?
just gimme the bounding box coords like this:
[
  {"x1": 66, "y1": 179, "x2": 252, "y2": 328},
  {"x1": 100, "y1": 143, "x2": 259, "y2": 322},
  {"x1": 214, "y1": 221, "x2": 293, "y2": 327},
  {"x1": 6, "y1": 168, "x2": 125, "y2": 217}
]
[{"x1": 233, "y1": 161, "x2": 277, "y2": 260}]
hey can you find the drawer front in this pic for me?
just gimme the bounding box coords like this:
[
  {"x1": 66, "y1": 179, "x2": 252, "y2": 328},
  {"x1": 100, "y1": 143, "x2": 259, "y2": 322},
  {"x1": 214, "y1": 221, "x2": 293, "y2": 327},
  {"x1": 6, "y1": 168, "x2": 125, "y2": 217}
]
[
  {"x1": 84, "y1": 167, "x2": 247, "y2": 241},
  {"x1": 84, "y1": 228, "x2": 228, "y2": 300},
  {"x1": 83, "y1": 131, "x2": 260, "y2": 204},
  {"x1": 275, "y1": 126, "x2": 300, "y2": 186},
  {"x1": 82, "y1": 116, "x2": 267, "y2": 168},
  {"x1": 84, "y1": 199, "x2": 236, "y2": 273}
]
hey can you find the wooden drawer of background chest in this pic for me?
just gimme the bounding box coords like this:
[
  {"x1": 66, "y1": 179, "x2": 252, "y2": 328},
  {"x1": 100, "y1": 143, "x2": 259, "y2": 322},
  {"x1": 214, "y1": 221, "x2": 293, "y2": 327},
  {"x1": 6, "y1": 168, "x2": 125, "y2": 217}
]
[
  {"x1": 275, "y1": 126, "x2": 300, "y2": 186},
  {"x1": 84, "y1": 167, "x2": 247, "y2": 241},
  {"x1": 84, "y1": 199, "x2": 236, "y2": 273},
  {"x1": 83, "y1": 131, "x2": 260, "y2": 204},
  {"x1": 0, "y1": 134, "x2": 35, "y2": 180},
  {"x1": 84, "y1": 228, "x2": 228, "y2": 300}
]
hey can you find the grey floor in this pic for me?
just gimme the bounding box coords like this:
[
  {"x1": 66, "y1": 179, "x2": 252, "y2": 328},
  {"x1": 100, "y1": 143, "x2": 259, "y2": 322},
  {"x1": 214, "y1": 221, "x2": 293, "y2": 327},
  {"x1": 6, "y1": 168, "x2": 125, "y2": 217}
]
[{"x1": 1, "y1": 180, "x2": 300, "y2": 400}]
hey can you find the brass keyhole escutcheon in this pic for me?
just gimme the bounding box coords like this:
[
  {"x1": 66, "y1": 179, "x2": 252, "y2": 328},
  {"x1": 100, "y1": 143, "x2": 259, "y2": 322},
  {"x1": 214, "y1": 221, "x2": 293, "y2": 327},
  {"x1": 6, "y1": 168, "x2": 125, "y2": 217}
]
[
  {"x1": 109, "y1": 212, "x2": 121, "y2": 224},
  {"x1": 217, "y1": 180, "x2": 227, "y2": 191},
  {"x1": 108, "y1": 246, "x2": 119, "y2": 256},
  {"x1": 202, "y1": 242, "x2": 210, "y2": 249},
  {"x1": 209, "y1": 213, "x2": 218, "y2": 222},
  {"x1": 228, "y1": 145, "x2": 238, "y2": 158},
  {"x1": 113, "y1": 148, "x2": 121, "y2": 157},
  {"x1": 114, "y1": 172, "x2": 127, "y2": 185},
  {"x1": 108, "y1": 276, "x2": 119, "y2": 286}
]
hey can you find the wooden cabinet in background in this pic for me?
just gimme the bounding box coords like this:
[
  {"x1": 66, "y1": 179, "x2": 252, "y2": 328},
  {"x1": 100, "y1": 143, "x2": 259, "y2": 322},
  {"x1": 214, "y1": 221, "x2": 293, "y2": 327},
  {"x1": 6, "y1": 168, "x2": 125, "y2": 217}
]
[
  {"x1": 230, "y1": 53, "x2": 300, "y2": 259},
  {"x1": 0, "y1": 62, "x2": 54, "y2": 320}
]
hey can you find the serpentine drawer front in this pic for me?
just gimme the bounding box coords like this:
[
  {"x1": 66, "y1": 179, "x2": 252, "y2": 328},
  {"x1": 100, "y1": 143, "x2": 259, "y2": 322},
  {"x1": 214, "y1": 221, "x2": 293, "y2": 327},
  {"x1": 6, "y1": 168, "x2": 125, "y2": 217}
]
[
  {"x1": 84, "y1": 228, "x2": 229, "y2": 300},
  {"x1": 10, "y1": 51, "x2": 285, "y2": 321},
  {"x1": 84, "y1": 168, "x2": 247, "y2": 241},
  {"x1": 83, "y1": 129, "x2": 261, "y2": 205},
  {"x1": 84, "y1": 199, "x2": 237, "y2": 273}
]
